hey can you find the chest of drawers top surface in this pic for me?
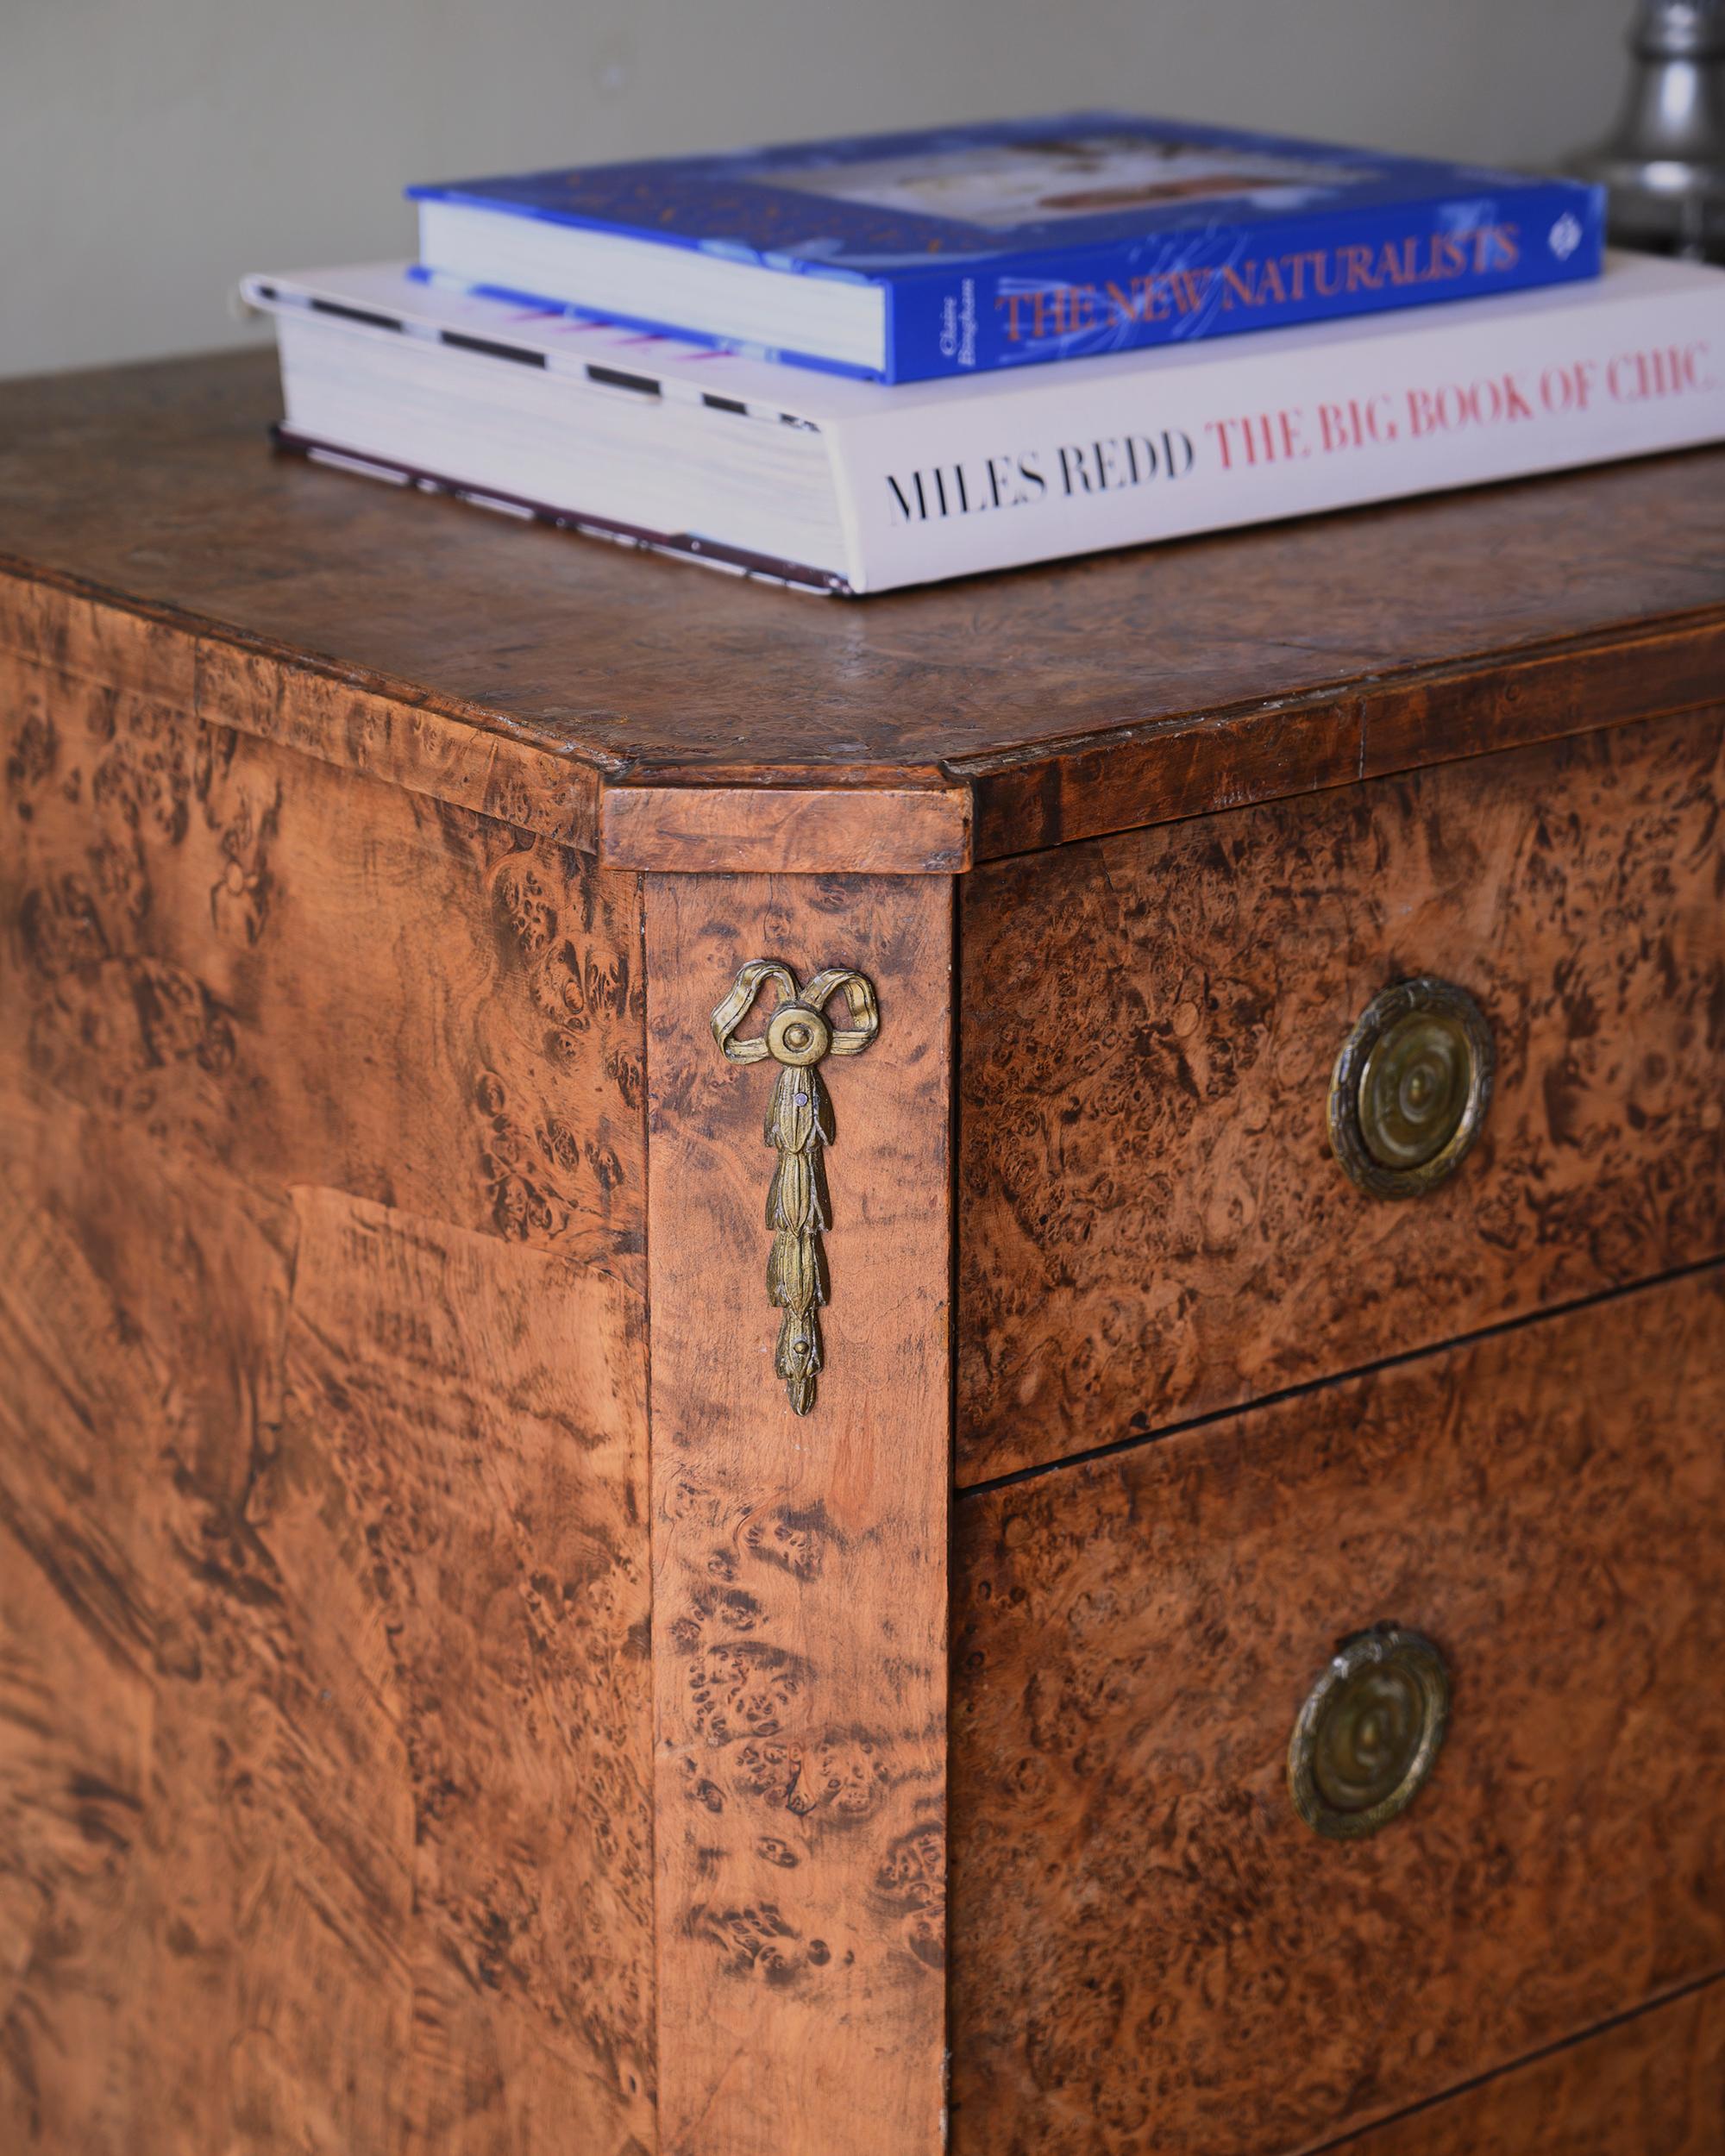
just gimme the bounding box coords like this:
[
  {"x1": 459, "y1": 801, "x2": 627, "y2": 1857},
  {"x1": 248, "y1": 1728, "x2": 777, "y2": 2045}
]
[{"x1": 4, "y1": 348, "x2": 1725, "y2": 869}]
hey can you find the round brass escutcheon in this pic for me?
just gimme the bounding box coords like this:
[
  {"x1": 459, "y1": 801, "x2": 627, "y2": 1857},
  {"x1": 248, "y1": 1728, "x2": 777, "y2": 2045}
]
[
  {"x1": 1329, "y1": 976, "x2": 1493, "y2": 1200},
  {"x1": 766, "y1": 1001, "x2": 831, "y2": 1069},
  {"x1": 1288, "y1": 1626, "x2": 1450, "y2": 1840}
]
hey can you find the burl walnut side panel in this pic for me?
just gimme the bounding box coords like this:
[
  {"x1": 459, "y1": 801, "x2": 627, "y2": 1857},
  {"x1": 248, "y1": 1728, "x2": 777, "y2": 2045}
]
[
  {"x1": 0, "y1": 589, "x2": 645, "y2": 1282},
  {"x1": 948, "y1": 1268, "x2": 1725, "y2": 2156},
  {"x1": 0, "y1": 599, "x2": 657, "y2": 2153},
  {"x1": 957, "y1": 706, "x2": 1725, "y2": 1485}
]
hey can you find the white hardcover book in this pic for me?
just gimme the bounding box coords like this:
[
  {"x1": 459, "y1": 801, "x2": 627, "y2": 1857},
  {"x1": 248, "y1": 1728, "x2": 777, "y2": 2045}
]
[{"x1": 243, "y1": 254, "x2": 1725, "y2": 596}]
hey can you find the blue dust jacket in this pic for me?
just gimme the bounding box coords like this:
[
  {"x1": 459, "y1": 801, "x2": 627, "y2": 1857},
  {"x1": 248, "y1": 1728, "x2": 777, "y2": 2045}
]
[{"x1": 409, "y1": 113, "x2": 1606, "y2": 384}]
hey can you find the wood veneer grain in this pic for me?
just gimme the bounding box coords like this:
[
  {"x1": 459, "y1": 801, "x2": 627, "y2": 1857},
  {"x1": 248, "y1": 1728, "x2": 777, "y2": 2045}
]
[
  {"x1": 949, "y1": 1268, "x2": 1725, "y2": 2156},
  {"x1": 644, "y1": 873, "x2": 953, "y2": 2156},
  {"x1": 600, "y1": 780, "x2": 971, "y2": 876},
  {"x1": 199, "y1": 636, "x2": 608, "y2": 851},
  {"x1": 0, "y1": 617, "x2": 645, "y2": 1284},
  {"x1": 1324, "y1": 1980, "x2": 1725, "y2": 2155},
  {"x1": 957, "y1": 705, "x2": 1725, "y2": 1485},
  {"x1": 0, "y1": 1108, "x2": 656, "y2": 2153},
  {"x1": 0, "y1": 633, "x2": 657, "y2": 2151}
]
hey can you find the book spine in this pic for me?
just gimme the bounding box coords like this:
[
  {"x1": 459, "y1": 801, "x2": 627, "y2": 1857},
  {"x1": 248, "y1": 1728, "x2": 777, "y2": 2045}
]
[
  {"x1": 881, "y1": 184, "x2": 1604, "y2": 383},
  {"x1": 830, "y1": 278, "x2": 1725, "y2": 592}
]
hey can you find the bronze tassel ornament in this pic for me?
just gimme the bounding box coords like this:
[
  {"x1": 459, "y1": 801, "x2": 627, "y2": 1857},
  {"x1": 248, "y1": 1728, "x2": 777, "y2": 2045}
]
[{"x1": 711, "y1": 961, "x2": 881, "y2": 1413}]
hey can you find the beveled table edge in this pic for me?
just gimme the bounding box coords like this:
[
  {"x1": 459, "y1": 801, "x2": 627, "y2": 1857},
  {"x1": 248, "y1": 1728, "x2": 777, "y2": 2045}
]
[{"x1": 5, "y1": 550, "x2": 1723, "y2": 876}]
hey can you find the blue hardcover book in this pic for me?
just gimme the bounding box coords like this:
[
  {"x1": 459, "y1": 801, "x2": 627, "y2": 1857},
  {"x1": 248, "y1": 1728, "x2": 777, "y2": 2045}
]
[{"x1": 408, "y1": 113, "x2": 1604, "y2": 385}]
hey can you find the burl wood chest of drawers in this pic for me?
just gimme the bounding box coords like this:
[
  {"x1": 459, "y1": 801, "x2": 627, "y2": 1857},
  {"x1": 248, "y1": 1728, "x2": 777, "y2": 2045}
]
[{"x1": 3, "y1": 352, "x2": 1723, "y2": 2156}]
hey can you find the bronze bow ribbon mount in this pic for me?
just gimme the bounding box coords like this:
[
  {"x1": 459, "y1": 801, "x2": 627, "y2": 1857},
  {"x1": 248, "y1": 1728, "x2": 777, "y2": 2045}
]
[{"x1": 710, "y1": 961, "x2": 881, "y2": 1414}]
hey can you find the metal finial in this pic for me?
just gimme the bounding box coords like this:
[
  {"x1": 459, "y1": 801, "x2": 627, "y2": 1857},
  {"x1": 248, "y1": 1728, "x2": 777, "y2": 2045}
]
[{"x1": 1565, "y1": 0, "x2": 1725, "y2": 260}]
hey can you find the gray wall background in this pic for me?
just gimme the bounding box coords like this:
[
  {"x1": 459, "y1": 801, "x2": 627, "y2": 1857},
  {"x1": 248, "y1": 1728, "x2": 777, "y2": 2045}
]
[{"x1": 3, "y1": 0, "x2": 1635, "y2": 380}]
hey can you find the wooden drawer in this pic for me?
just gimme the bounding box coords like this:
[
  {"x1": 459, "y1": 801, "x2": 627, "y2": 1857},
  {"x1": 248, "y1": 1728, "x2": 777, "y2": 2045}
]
[
  {"x1": 957, "y1": 708, "x2": 1725, "y2": 1485},
  {"x1": 949, "y1": 1268, "x2": 1725, "y2": 2156},
  {"x1": 1334, "y1": 1980, "x2": 1725, "y2": 2155}
]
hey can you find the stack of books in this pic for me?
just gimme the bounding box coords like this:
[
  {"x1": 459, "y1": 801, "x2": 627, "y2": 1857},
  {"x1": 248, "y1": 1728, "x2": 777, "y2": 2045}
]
[{"x1": 245, "y1": 114, "x2": 1725, "y2": 595}]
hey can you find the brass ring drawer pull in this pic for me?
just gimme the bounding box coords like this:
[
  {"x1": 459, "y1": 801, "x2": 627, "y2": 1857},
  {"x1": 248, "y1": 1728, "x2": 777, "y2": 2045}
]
[
  {"x1": 1289, "y1": 1626, "x2": 1450, "y2": 1840},
  {"x1": 1329, "y1": 975, "x2": 1494, "y2": 1200}
]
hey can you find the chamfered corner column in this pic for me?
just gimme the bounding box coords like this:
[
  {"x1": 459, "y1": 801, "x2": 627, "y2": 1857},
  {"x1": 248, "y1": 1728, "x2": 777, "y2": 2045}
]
[{"x1": 643, "y1": 870, "x2": 954, "y2": 2156}]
